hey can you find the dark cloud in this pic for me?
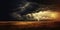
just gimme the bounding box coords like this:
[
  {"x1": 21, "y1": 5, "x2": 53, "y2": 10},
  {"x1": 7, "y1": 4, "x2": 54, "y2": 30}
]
[{"x1": 0, "y1": 0, "x2": 60, "y2": 20}]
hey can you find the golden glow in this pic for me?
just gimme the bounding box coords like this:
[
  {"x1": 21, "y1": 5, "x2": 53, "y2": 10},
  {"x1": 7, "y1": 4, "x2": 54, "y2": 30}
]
[
  {"x1": 13, "y1": 22, "x2": 35, "y2": 25},
  {"x1": 50, "y1": 12, "x2": 58, "y2": 19},
  {"x1": 26, "y1": 10, "x2": 58, "y2": 21}
]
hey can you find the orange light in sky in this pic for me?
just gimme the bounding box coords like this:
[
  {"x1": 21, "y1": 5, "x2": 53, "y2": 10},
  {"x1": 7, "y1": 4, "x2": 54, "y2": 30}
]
[{"x1": 26, "y1": 10, "x2": 59, "y2": 21}]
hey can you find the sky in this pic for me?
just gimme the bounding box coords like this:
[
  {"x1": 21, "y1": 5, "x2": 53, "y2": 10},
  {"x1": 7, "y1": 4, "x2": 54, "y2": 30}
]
[{"x1": 0, "y1": 0, "x2": 60, "y2": 20}]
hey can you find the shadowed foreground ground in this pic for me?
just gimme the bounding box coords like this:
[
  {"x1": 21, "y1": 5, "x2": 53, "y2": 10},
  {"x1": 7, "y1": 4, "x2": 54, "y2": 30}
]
[{"x1": 0, "y1": 21, "x2": 60, "y2": 30}]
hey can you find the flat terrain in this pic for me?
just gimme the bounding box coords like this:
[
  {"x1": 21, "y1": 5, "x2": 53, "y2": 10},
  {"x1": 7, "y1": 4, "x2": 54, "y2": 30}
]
[{"x1": 0, "y1": 21, "x2": 60, "y2": 30}]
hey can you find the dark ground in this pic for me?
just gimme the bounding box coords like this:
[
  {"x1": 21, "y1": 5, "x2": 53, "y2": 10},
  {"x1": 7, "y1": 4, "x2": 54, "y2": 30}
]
[{"x1": 0, "y1": 21, "x2": 60, "y2": 30}]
